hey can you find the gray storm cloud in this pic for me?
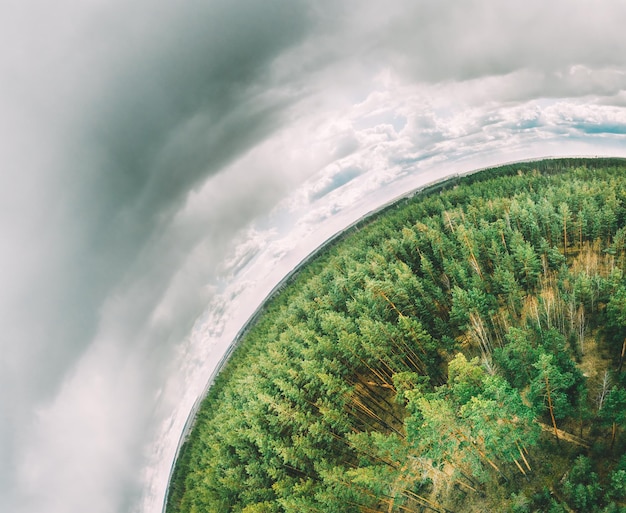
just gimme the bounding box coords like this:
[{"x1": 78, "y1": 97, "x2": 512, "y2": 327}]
[
  {"x1": 1, "y1": 0, "x2": 309, "y2": 401},
  {"x1": 1, "y1": 1, "x2": 626, "y2": 512}
]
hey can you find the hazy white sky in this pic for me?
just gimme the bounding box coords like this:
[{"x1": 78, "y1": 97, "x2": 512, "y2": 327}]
[{"x1": 2, "y1": 1, "x2": 626, "y2": 512}]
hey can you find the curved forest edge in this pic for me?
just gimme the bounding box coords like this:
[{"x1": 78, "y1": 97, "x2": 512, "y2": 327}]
[{"x1": 166, "y1": 157, "x2": 626, "y2": 513}]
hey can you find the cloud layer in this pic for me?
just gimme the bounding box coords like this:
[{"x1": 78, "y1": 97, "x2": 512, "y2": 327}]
[{"x1": 1, "y1": 1, "x2": 626, "y2": 512}]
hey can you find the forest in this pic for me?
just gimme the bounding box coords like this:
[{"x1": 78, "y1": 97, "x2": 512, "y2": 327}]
[{"x1": 166, "y1": 158, "x2": 626, "y2": 513}]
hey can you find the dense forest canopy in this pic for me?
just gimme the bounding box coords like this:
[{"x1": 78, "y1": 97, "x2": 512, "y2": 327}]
[{"x1": 166, "y1": 158, "x2": 626, "y2": 513}]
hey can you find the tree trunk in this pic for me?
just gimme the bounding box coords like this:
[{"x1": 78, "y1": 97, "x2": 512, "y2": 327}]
[{"x1": 545, "y1": 373, "x2": 560, "y2": 444}]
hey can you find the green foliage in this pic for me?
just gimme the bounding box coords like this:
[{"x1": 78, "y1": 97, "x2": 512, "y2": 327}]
[
  {"x1": 166, "y1": 159, "x2": 626, "y2": 513},
  {"x1": 607, "y1": 285, "x2": 626, "y2": 343},
  {"x1": 562, "y1": 456, "x2": 602, "y2": 510}
]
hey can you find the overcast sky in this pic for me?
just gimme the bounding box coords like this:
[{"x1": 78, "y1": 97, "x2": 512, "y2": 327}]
[{"x1": 2, "y1": 1, "x2": 626, "y2": 512}]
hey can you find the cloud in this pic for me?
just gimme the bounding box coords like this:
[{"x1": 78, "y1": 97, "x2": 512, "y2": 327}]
[
  {"x1": 0, "y1": 0, "x2": 315, "y2": 396},
  {"x1": 2, "y1": 1, "x2": 626, "y2": 512},
  {"x1": 0, "y1": 0, "x2": 317, "y2": 509},
  {"x1": 371, "y1": 1, "x2": 626, "y2": 83}
]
